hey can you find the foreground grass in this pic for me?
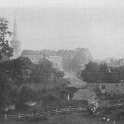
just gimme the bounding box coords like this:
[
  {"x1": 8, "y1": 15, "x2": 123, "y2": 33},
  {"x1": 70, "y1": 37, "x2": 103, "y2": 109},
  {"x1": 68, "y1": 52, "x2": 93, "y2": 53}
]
[{"x1": 0, "y1": 112, "x2": 121, "y2": 124}]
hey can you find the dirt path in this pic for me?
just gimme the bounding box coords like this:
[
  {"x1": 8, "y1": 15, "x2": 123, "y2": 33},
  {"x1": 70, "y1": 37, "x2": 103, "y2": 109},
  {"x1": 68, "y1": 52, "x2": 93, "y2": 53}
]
[{"x1": 64, "y1": 72, "x2": 87, "y2": 88}]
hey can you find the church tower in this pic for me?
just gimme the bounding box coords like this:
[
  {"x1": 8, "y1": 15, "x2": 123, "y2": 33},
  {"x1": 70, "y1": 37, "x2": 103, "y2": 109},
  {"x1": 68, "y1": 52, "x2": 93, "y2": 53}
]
[{"x1": 11, "y1": 18, "x2": 21, "y2": 58}]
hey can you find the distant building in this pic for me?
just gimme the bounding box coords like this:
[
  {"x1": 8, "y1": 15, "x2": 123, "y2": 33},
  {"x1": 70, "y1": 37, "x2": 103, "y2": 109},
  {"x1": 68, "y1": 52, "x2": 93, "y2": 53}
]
[
  {"x1": 21, "y1": 50, "x2": 43, "y2": 64},
  {"x1": 21, "y1": 48, "x2": 92, "y2": 72},
  {"x1": 21, "y1": 50, "x2": 64, "y2": 71},
  {"x1": 47, "y1": 56, "x2": 63, "y2": 71}
]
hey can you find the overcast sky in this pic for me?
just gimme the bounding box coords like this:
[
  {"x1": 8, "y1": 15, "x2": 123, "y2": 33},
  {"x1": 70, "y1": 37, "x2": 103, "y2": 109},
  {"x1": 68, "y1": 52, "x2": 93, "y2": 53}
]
[
  {"x1": 0, "y1": 0, "x2": 124, "y2": 59},
  {"x1": 0, "y1": 0, "x2": 123, "y2": 8}
]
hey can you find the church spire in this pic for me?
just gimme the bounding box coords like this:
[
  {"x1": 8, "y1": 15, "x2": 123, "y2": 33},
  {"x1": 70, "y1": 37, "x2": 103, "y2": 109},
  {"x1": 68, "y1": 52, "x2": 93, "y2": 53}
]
[
  {"x1": 13, "y1": 18, "x2": 17, "y2": 41},
  {"x1": 12, "y1": 17, "x2": 21, "y2": 58}
]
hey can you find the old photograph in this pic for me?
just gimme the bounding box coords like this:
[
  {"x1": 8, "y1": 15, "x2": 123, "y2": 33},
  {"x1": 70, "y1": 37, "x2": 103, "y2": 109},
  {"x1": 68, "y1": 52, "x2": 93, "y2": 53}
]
[{"x1": 0, "y1": 0, "x2": 123, "y2": 124}]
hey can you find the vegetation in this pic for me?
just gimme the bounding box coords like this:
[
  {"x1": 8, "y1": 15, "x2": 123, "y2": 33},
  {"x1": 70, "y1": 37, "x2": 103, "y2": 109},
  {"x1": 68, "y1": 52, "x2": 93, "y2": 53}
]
[
  {"x1": 0, "y1": 18, "x2": 70, "y2": 111},
  {"x1": 0, "y1": 17, "x2": 13, "y2": 61},
  {"x1": 81, "y1": 61, "x2": 124, "y2": 83},
  {"x1": 0, "y1": 56, "x2": 71, "y2": 111},
  {"x1": 0, "y1": 18, "x2": 13, "y2": 111}
]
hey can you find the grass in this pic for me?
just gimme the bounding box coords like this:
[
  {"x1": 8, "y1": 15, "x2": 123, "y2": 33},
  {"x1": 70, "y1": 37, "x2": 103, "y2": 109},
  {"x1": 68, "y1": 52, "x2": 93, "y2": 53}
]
[{"x1": 0, "y1": 112, "x2": 123, "y2": 124}]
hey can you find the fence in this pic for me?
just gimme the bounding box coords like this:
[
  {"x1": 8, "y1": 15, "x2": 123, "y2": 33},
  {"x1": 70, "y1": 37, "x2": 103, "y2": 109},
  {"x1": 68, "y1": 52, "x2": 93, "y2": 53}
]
[{"x1": 1, "y1": 106, "x2": 87, "y2": 120}]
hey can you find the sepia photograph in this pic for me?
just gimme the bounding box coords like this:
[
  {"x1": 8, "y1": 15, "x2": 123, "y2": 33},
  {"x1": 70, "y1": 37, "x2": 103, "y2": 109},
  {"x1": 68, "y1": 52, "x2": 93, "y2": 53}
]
[{"x1": 0, "y1": 0, "x2": 124, "y2": 124}]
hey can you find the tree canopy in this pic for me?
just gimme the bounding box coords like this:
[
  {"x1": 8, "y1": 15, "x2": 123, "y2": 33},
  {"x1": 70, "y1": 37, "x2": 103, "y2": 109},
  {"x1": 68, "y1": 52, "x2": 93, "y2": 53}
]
[{"x1": 0, "y1": 17, "x2": 13, "y2": 61}]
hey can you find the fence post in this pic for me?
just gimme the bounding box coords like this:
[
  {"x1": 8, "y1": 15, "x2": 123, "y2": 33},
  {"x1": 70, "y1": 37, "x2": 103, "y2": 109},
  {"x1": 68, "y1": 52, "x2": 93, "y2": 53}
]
[
  {"x1": 4, "y1": 113, "x2": 7, "y2": 119},
  {"x1": 113, "y1": 120, "x2": 116, "y2": 124}
]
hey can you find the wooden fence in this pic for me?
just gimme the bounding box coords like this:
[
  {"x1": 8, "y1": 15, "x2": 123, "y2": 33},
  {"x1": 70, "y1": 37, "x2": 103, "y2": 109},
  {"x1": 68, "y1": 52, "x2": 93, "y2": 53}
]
[{"x1": 1, "y1": 106, "x2": 87, "y2": 120}]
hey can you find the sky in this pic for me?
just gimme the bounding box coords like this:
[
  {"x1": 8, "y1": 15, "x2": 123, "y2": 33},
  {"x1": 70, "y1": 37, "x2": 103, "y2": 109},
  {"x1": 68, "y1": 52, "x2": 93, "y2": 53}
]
[{"x1": 0, "y1": 0, "x2": 123, "y2": 59}]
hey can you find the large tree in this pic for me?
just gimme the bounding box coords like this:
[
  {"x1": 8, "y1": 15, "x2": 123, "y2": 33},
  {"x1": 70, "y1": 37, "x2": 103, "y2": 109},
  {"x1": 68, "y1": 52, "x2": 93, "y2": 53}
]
[
  {"x1": 0, "y1": 57, "x2": 34, "y2": 111},
  {"x1": 0, "y1": 17, "x2": 13, "y2": 61}
]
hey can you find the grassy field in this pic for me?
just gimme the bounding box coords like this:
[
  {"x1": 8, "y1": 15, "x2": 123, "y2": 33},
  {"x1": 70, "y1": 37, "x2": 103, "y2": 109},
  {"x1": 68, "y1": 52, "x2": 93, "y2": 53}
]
[{"x1": 0, "y1": 112, "x2": 123, "y2": 124}]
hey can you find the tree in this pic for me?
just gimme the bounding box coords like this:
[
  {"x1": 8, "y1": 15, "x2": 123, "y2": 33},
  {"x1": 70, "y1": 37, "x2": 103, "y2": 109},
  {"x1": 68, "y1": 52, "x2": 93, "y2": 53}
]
[
  {"x1": 0, "y1": 56, "x2": 34, "y2": 111},
  {"x1": 81, "y1": 62, "x2": 100, "y2": 82},
  {"x1": 84, "y1": 61, "x2": 99, "y2": 72},
  {"x1": 12, "y1": 57, "x2": 33, "y2": 84},
  {"x1": 0, "y1": 57, "x2": 33, "y2": 86},
  {"x1": 0, "y1": 71, "x2": 16, "y2": 112},
  {"x1": 31, "y1": 58, "x2": 54, "y2": 83},
  {"x1": 0, "y1": 18, "x2": 13, "y2": 61}
]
